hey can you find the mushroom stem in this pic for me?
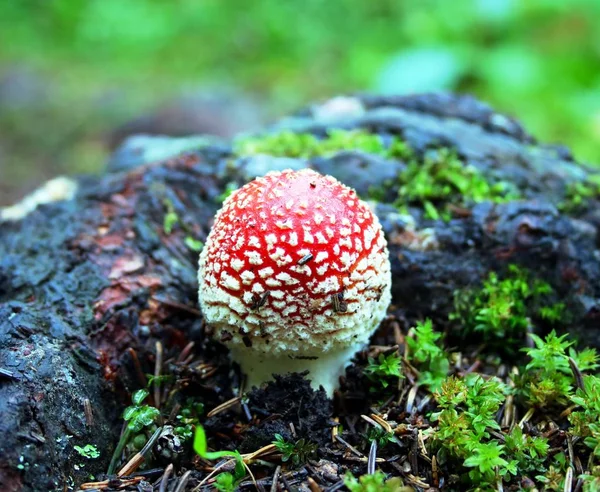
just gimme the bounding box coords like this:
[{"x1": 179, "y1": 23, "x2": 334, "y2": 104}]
[{"x1": 230, "y1": 342, "x2": 365, "y2": 396}]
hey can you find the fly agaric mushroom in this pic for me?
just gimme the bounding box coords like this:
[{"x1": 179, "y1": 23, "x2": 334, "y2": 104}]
[{"x1": 198, "y1": 168, "x2": 391, "y2": 395}]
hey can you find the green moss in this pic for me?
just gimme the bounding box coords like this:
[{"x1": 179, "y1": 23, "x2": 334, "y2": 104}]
[
  {"x1": 396, "y1": 148, "x2": 519, "y2": 220},
  {"x1": 516, "y1": 331, "x2": 598, "y2": 408},
  {"x1": 364, "y1": 352, "x2": 403, "y2": 391},
  {"x1": 162, "y1": 198, "x2": 179, "y2": 235},
  {"x1": 343, "y1": 471, "x2": 409, "y2": 492},
  {"x1": 234, "y1": 129, "x2": 518, "y2": 218},
  {"x1": 234, "y1": 128, "x2": 413, "y2": 160},
  {"x1": 569, "y1": 374, "x2": 600, "y2": 457},
  {"x1": 73, "y1": 444, "x2": 100, "y2": 460},
  {"x1": 406, "y1": 319, "x2": 449, "y2": 391},
  {"x1": 184, "y1": 236, "x2": 204, "y2": 252},
  {"x1": 366, "y1": 183, "x2": 389, "y2": 202},
  {"x1": 450, "y1": 265, "x2": 565, "y2": 347},
  {"x1": 272, "y1": 434, "x2": 317, "y2": 466},
  {"x1": 580, "y1": 466, "x2": 600, "y2": 491},
  {"x1": 431, "y1": 375, "x2": 522, "y2": 487},
  {"x1": 421, "y1": 329, "x2": 599, "y2": 489},
  {"x1": 559, "y1": 175, "x2": 600, "y2": 214},
  {"x1": 429, "y1": 374, "x2": 551, "y2": 488}
]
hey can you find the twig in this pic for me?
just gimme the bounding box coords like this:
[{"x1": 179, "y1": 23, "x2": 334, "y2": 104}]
[
  {"x1": 156, "y1": 296, "x2": 202, "y2": 316},
  {"x1": 334, "y1": 435, "x2": 364, "y2": 457},
  {"x1": 154, "y1": 341, "x2": 163, "y2": 409},
  {"x1": 367, "y1": 440, "x2": 377, "y2": 475},
  {"x1": 79, "y1": 477, "x2": 143, "y2": 490},
  {"x1": 270, "y1": 465, "x2": 281, "y2": 492},
  {"x1": 207, "y1": 396, "x2": 242, "y2": 418},
  {"x1": 118, "y1": 426, "x2": 163, "y2": 477},
  {"x1": 323, "y1": 480, "x2": 345, "y2": 492},
  {"x1": 174, "y1": 470, "x2": 193, "y2": 492},
  {"x1": 0, "y1": 367, "x2": 16, "y2": 379},
  {"x1": 564, "y1": 467, "x2": 573, "y2": 492},
  {"x1": 127, "y1": 348, "x2": 152, "y2": 404},
  {"x1": 568, "y1": 357, "x2": 585, "y2": 391},
  {"x1": 307, "y1": 477, "x2": 322, "y2": 492},
  {"x1": 83, "y1": 398, "x2": 93, "y2": 427},
  {"x1": 158, "y1": 463, "x2": 174, "y2": 492},
  {"x1": 177, "y1": 341, "x2": 195, "y2": 363}
]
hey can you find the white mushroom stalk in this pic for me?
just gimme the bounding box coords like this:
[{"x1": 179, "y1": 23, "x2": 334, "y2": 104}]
[{"x1": 198, "y1": 168, "x2": 392, "y2": 395}]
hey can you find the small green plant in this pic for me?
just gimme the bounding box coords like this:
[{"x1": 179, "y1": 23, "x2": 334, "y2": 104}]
[
  {"x1": 146, "y1": 374, "x2": 174, "y2": 388},
  {"x1": 433, "y1": 375, "x2": 508, "y2": 454},
  {"x1": 450, "y1": 265, "x2": 563, "y2": 346},
  {"x1": 74, "y1": 444, "x2": 100, "y2": 459},
  {"x1": 214, "y1": 472, "x2": 238, "y2": 492},
  {"x1": 396, "y1": 148, "x2": 517, "y2": 220},
  {"x1": 503, "y1": 426, "x2": 549, "y2": 474},
  {"x1": 366, "y1": 427, "x2": 396, "y2": 448},
  {"x1": 163, "y1": 199, "x2": 179, "y2": 235},
  {"x1": 161, "y1": 198, "x2": 205, "y2": 252},
  {"x1": 272, "y1": 434, "x2": 317, "y2": 466},
  {"x1": 569, "y1": 375, "x2": 600, "y2": 457},
  {"x1": 517, "y1": 331, "x2": 598, "y2": 408},
  {"x1": 193, "y1": 424, "x2": 247, "y2": 491},
  {"x1": 463, "y1": 441, "x2": 517, "y2": 484},
  {"x1": 534, "y1": 452, "x2": 569, "y2": 491},
  {"x1": 107, "y1": 389, "x2": 160, "y2": 475},
  {"x1": 538, "y1": 303, "x2": 566, "y2": 324},
  {"x1": 364, "y1": 352, "x2": 403, "y2": 389},
  {"x1": 184, "y1": 236, "x2": 204, "y2": 251},
  {"x1": 123, "y1": 389, "x2": 161, "y2": 433},
  {"x1": 580, "y1": 466, "x2": 600, "y2": 492},
  {"x1": 405, "y1": 319, "x2": 449, "y2": 391},
  {"x1": 343, "y1": 470, "x2": 408, "y2": 492},
  {"x1": 174, "y1": 398, "x2": 205, "y2": 441}
]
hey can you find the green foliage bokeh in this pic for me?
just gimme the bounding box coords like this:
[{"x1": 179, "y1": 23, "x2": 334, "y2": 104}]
[{"x1": 0, "y1": 0, "x2": 599, "y2": 198}]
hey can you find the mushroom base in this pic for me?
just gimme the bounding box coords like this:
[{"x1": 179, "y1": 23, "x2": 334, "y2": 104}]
[{"x1": 230, "y1": 342, "x2": 365, "y2": 396}]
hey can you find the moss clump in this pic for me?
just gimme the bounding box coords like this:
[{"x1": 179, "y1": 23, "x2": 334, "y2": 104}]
[
  {"x1": 364, "y1": 351, "x2": 403, "y2": 392},
  {"x1": 516, "y1": 331, "x2": 598, "y2": 409},
  {"x1": 162, "y1": 198, "x2": 179, "y2": 235},
  {"x1": 234, "y1": 129, "x2": 413, "y2": 160},
  {"x1": 417, "y1": 329, "x2": 600, "y2": 491},
  {"x1": 450, "y1": 265, "x2": 565, "y2": 349},
  {"x1": 235, "y1": 129, "x2": 519, "y2": 219},
  {"x1": 569, "y1": 375, "x2": 600, "y2": 457},
  {"x1": 396, "y1": 148, "x2": 519, "y2": 220},
  {"x1": 344, "y1": 470, "x2": 410, "y2": 492},
  {"x1": 559, "y1": 174, "x2": 600, "y2": 214},
  {"x1": 430, "y1": 374, "x2": 548, "y2": 488},
  {"x1": 405, "y1": 318, "x2": 449, "y2": 391}
]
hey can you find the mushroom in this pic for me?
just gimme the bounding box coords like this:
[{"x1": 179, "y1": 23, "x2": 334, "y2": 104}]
[{"x1": 197, "y1": 168, "x2": 391, "y2": 395}]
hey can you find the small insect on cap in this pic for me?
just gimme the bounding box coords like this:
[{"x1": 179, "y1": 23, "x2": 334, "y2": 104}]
[{"x1": 198, "y1": 168, "x2": 391, "y2": 394}]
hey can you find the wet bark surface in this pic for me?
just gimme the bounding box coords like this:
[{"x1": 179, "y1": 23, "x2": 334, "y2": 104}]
[{"x1": 0, "y1": 93, "x2": 598, "y2": 490}]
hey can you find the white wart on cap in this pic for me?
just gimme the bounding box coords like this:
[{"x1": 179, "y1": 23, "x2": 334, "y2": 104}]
[{"x1": 198, "y1": 168, "x2": 391, "y2": 395}]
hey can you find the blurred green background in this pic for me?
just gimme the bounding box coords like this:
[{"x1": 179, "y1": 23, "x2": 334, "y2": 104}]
[{"x1": 1, "y1": 0, "x2": 599, "y2": 205}]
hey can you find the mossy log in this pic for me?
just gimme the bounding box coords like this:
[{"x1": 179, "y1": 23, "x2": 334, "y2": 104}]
[{"x1": 0, "y1": 93, "x2": 599, "y2": 491}]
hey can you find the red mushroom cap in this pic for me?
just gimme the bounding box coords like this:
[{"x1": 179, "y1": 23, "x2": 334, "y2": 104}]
[{"x1": 198, "y1": 168, "x2": 391, "y2": 356}]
